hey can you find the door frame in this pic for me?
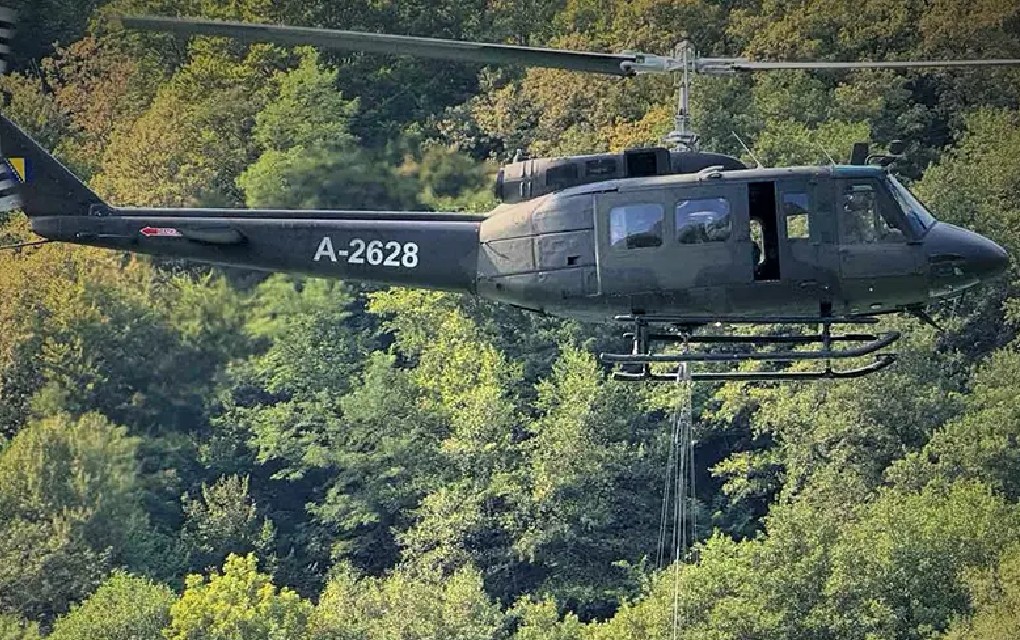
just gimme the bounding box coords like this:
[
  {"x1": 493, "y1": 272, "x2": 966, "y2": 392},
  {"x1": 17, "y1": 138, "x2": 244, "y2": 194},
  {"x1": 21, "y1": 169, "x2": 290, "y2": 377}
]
[{"x1": 833, "y1": 176, "x2": 927, "y2": 311}]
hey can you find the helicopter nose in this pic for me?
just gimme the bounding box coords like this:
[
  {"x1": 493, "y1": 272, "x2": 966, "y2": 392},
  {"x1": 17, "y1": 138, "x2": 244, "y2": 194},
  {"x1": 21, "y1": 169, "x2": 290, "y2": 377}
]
[
  {"x1": 925, "y1": 223, "x2": 1009, "y2": 296},
  {"x1": 971, "y1": 235, "x2": 1010, "y2": 280}
]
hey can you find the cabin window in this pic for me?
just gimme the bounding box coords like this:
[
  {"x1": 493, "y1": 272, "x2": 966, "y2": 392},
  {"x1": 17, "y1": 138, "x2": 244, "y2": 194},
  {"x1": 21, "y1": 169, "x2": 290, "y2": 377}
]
[
  {"x1": 675, "y1": 197, "x2": 731, "y2": 244},
  {"x1": 546, "y1": 163, "x2": 579, "y2": 189},
  {"x1": 782, "y1": 192, "x2": 811, "y2": 239},
  {"x1": 586, "y1": 158, "x2": 617, "y2": 177},
  {"x1": 840, "y1": 182, "x2": 906, "y2": 244},
  {"x1": 609, "y1": 203, "x2": 664, "y2": 249}
]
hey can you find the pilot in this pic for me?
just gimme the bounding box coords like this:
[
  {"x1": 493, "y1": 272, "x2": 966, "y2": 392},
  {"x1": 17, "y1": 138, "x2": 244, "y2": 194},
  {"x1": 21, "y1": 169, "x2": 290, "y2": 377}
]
[{"x1": 843, "y1": 189, "x2": 877, "y2": 243}]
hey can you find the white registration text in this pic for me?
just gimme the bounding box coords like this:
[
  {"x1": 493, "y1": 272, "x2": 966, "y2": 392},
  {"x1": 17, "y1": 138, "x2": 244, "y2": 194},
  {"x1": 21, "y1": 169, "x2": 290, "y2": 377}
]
[{"x1": 314, "y1": 237, "x2": 419, "y2": 268}]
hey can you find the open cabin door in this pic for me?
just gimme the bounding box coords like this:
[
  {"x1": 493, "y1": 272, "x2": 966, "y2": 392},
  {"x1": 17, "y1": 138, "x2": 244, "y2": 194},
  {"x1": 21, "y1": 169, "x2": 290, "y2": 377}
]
[{"x1": 776, "y1": 178, "x2": 839, "y2": 300}]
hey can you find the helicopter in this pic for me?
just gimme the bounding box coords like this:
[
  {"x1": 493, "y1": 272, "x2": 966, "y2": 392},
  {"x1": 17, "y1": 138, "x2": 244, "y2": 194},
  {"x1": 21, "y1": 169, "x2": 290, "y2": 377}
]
[{"x1": 0, "y1": 14, "x2": 1015, "y2": 382}]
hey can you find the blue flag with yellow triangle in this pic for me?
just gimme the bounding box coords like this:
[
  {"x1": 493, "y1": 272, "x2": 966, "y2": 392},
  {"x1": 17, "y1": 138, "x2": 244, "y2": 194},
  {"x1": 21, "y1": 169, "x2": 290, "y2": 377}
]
[{"x1": 3, "y1": 156, "x2": 28, "y2": 182}]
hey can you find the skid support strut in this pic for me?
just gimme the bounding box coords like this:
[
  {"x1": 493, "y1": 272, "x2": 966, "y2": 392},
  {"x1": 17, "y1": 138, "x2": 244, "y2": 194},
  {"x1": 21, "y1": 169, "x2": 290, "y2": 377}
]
[{"x1": 601, "y1": 311, "x2": 899, "y2": 382}]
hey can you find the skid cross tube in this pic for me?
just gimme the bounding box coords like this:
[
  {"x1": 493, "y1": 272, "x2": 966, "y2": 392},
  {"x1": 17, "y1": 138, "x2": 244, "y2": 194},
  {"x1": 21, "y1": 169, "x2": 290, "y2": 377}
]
[
  {"x1": 613, "y1": 314, "x2": 880, "y2": 324},
  {"x1": 602, "y1": 312, "x2": 900, "y2": 382},
  {"x1": 624, "y1": 333, "x2": 882, "y2": 345},
  {"x1": 601, "y1": 331, "x2": 899, "y2": 363},
  {"x1": 612, "y1": 355, "x2": 898, "y2": 382}
]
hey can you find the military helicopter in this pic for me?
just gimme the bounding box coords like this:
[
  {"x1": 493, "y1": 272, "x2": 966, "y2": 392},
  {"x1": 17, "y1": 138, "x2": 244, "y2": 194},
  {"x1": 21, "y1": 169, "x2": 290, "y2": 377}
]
[{"x1": 1, "y1": 14, "x2": 1015, "y2": 381}]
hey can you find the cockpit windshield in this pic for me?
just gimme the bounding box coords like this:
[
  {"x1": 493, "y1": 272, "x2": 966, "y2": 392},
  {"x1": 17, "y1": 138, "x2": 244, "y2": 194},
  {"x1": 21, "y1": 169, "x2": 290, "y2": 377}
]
[{"x1": 886, "y1": 175, "x2": 937, "y2": 234}]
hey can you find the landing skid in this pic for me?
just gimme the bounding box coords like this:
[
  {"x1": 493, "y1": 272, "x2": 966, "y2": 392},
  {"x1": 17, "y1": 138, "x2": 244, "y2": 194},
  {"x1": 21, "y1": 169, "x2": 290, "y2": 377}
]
[{"x1": 601, "y1": 312, "x2": 900, "y2": 382}]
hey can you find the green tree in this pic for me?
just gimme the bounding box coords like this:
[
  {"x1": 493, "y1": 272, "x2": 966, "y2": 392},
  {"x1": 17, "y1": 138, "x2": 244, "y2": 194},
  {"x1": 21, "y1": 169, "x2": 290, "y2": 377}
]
[
  {"x1": 916, "y1": 108, "x2": 1020, "y2": 264},
  {"x1": 0, "y1": 615, "x2": 40, "y2": 640},
  {"x1": 0, "y1": 234, "x2": 248, "y2": 437},
  {"x1": 943, "y1": 542, "x2": 1020, "y2": 640},
  {"x1": 209, "y1": 276, "x2": 429, "y2": 587},
  {"x1": 888, "y1": 345, "x2": 1020, "y2": 499},
  {"x1": 312, "y1": 563, "x2": 503, "y2": 640},
  {"x1": 0, "y1": 517, "x2": 112, "y2": 627},
  {"x1": 373, "y1": 289, "x2": 526, "y2": 591},
  {"x1": 0, "y1": 412, "x2": 146, "y2": 555},
  {"x1": 510, "y1": 598, "x2": 584, "y2": 640},
  {"x1": 516, "y1": 346, "x2": 668, "y2": 616},
  {"x1": 48, "y1": 572, "x2": 175, "y2": 640},
  {"x1": 237, "y1": 49, "x2": 419, "y2": 210},
  {"x1": 91, "y1": 32, "x2": 285, "y2": 207},
  {"x1": 180, "y1": 475, "x2": 277, "y2": 574},
  {"x1": 166, "y1": 553, "x2": 312, "y2": 640},
  {"x1": 589, "y1": 480, "x2": 1018, "y2": 640},
  {"x1": 248, "y1": 48, "x2": 358, "y2": 153},
  {"x1": 0, "y1": 413, "x2": 151, "y2": 622}
]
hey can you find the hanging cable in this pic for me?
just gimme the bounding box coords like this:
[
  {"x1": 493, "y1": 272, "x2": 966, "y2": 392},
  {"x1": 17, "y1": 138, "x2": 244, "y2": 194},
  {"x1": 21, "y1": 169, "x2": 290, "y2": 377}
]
[
  {"x1": 657, "y1": 400, "x2": 678, "y2": 568},
  {"x1": 655, "y1": 334, "x2": 695, "y2": 640}
]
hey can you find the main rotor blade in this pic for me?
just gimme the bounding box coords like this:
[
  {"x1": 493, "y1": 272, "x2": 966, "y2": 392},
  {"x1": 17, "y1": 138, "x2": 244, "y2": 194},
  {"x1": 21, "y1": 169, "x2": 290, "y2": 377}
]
[
  {"x1": 725, "y1": 59, "x2": 1020, "y2": 72},
  {"x1": 0, "y1": 6, "x2": 16, "y2": 75},
  {"x1": 120, "y1": 15, "x2": 640, "y2": 76}
]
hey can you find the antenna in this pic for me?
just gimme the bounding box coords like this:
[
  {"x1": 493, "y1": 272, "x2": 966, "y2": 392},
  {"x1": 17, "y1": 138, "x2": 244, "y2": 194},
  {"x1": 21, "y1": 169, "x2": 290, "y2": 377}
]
[
  {"x1": 816, "y1": 143, "x2": 837, "y2": 166},
  {"x1": 731, "y1": 132, "x2": 763, "y2": 168}
]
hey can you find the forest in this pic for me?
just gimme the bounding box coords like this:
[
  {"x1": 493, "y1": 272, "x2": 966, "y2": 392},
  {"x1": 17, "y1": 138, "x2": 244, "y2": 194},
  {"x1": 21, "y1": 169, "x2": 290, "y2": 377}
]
[{"x1": 1, "y1": 0, "x2": 1019, "y2": 638}]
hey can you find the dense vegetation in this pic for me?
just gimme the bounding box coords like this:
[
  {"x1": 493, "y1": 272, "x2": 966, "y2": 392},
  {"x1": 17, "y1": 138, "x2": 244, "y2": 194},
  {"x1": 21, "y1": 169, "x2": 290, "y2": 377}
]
[{"x1": 1, "y1": 0, "x2": 1019, "y2": 638}]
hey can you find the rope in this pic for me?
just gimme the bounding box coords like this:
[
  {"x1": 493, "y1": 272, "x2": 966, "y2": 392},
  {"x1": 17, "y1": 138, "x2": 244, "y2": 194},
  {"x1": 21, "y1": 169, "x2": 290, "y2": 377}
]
[{"x1": 656, "y1": 335, "x2": 695, "y2": 640}]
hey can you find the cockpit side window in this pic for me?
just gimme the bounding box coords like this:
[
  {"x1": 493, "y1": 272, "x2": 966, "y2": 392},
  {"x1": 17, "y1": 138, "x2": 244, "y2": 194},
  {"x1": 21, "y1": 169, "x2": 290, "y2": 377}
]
[
  {"x1": 839, "y1": 181, "x2": 908, "y2": 244},
  {"x1": 609, "y1": 203, "x2": 664, "y2": 249}
]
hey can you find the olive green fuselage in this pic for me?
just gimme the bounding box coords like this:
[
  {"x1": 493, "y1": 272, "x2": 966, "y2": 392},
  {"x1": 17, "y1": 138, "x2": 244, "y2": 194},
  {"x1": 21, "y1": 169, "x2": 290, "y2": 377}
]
[
  {"x1": 475, "y1": 165, "x2": 1003, "y2": 321},
  {"x1": 8, "y1": 105, "x2": 1004, "y2": 323},
  {"x1": 27, "y1": 165, "x2": 1005, "y2": 324}
]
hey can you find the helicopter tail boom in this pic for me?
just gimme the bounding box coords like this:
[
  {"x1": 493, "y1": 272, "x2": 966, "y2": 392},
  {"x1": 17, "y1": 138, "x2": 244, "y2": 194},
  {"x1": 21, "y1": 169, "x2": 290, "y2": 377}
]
[{"x1": 1, "y1": 114, "x2": 483, "y2": 293}]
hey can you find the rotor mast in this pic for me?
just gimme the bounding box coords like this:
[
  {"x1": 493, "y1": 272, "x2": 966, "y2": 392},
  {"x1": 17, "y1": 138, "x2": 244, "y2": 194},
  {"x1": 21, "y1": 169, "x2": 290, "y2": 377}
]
[{"x1": 663, "y1": 41, "x2": 698, "y2": 152}]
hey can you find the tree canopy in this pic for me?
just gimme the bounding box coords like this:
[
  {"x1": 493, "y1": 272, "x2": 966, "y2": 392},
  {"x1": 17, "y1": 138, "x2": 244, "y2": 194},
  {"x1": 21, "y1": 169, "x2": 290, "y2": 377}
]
[{"x1": 1, "y1": 0, "x2": 1020, "y2": 638}]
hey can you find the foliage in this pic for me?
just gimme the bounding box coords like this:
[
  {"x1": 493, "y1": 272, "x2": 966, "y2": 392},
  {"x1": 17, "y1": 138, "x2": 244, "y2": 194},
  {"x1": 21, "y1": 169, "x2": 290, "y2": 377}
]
[
  {"x1": 179, "y1": 475, "x2": 277, "y2": 575},
  {"x1": 0, "y1": 413, "x2": 149, "y2": 622},
  {"x1": 2, "y1": 1, "x2": 1020, "y2": 638},
  {"x1": 0, "y1": 615, "x2": 41, "y2": 640},
  {"x1": 48, "y1": 572, "x2": 175, "y2": 640},
  {"x1": 943, "y1": 542, "x2": 1020, "y2": 640},
  {"x1": 166, "y1": 553, "x2": 312, "y2": 640},
  {"x1": 312, "y1": 563, "x2": 504, "y2": 640}
]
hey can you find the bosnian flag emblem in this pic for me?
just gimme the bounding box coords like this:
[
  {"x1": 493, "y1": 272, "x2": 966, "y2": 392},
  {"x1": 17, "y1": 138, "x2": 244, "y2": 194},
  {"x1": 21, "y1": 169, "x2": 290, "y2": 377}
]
[{"x1": 140, "y1": 226, "x2": 183, "y2": 237}]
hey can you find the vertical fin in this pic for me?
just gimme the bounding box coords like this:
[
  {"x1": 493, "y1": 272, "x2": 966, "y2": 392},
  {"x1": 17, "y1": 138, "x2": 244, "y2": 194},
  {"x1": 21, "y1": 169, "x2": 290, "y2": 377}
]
[{"x1": 0, "y1": 113, "x2": 106, "y2": 216}]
